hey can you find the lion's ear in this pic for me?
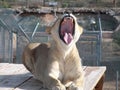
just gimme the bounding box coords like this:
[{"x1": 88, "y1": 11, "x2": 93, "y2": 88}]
[{"x1": 45, "y1": 26, "x2": 52, "y2": 34}]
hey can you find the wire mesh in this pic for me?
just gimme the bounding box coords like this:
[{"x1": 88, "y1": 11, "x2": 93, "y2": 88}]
[{"x1": 0, "y1": 8, "x2": 120, "y2": 89}]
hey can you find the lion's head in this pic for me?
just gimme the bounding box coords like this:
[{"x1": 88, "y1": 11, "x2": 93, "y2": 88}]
[{"x1": 46, "y1": 13, "x2": 83, "y2": 48}]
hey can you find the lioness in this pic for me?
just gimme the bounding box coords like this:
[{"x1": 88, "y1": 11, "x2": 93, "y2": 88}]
[{"x1": 22, "y1": 13, "x2": 84, "y2": 90}]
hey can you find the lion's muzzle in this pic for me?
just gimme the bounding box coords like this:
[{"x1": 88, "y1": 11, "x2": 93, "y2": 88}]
[{"x1": 59, "y1": 14, "x2": 75, "y2": 45}]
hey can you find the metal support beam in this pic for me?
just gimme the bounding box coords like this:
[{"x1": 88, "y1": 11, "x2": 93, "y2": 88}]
[
  {"x1": 116, "y1": 71, "x2": 119, "y2": 90},
  {"x1": 97, "y1": 13, "x2": 103, "y2": 66},
  {"x1": 1, "y1": 27, "x2": 5, "y2": 62},
  {"x1": 31, "y1": 22, "x2": 39, "y2": 40},
  {"x1": 8, "y1": 31, "x2": 13, "y2": 63}
]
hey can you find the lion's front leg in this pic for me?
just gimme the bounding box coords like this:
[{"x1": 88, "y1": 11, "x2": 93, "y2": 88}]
[
  {"x1": 45, "y1": 74, "x2": 66, "y2": 90},
  {"x1": 66, "y1": 73, "x2": 84, "y2": 90}
]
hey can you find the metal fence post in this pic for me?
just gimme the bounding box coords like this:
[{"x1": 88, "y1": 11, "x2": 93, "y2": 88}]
[
  {"x1": 1, "y1": 27, "x2": 5, "y2": 62},
  {"x1": 8, "y1": 31, "x2": 13, "y2": 63},
  {"x1": 116, "y1": 71, "x2": 119, "y2": 90},
  {"x1": 98, "y1": 12, "x2": 103, "y2": 65},
  {"x1": 16, "y1": 33, "x2": 19, "y2": 63}
]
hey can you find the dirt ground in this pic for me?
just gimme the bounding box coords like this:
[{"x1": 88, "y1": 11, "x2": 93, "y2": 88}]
[{"x1": 102, "y1": 60, "x2": 120, "y2": 90}]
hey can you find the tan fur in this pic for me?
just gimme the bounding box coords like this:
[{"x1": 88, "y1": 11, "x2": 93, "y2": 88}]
[{"x1": 22, "y1": 14, "x2": 84, "y2": 90}]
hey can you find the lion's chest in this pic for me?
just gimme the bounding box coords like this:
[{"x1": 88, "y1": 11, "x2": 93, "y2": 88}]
[
  {"x1": 49, "y1": 47, "x2": 81, "y2": 83},
  {"x1": 58, "y1": 56, "x2": 80, "y2": 83}
]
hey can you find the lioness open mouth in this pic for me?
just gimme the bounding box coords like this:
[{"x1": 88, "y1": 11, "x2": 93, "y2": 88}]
[{"x1": 59, "y1": 15, "x2": 75, "y2": 45}]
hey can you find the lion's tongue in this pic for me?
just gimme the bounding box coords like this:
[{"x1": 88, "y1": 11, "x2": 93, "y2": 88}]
[{"x1": 64, "y1": 32, "x2": 73, "y2": 44}]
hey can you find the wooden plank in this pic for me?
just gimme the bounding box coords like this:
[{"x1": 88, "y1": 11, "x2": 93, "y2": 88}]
[
  {"x1": 15, "y1": 78, "x2": 45, "y2": 90},
  {"x1": 0, "y1": 63, "x2": 32, "y2": 90},
  {"x1": 0, "y1": 64, "x2": 23, "y2": 74},
  {"x1": 84, "y1": 67, "x2": 106, "y2": 90},
  {"x1": 14, "y1": 66, "x2": 87, "y2": 90},
  {"x1": 0, "y1": 64, "x2": 26, "y2": 81},
  {"x1": 0, "y1": 63, "x2": 9, "y2": 69},
  {"x1": 83, "y1": 66, "x2": 87, "y2": 70},
  {"x1": 0, "y1": 63, "x2": 106, "y2": 90},
  {"x1": 95, "y1": 74, "x2": 105, "y2": 90}
]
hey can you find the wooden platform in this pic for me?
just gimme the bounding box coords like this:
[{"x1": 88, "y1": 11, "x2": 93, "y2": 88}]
[{"x1": 0, "y1": 63, "x2": 106, "y2": 90}]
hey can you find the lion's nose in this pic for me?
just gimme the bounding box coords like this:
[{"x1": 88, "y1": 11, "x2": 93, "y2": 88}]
[{"x1": 63, "y1": 11, "x2": 72, "y2": 17}]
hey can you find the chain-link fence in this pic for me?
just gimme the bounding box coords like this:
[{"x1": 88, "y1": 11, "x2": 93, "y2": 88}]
[{"x1": 0, "y1": 8, "x2": 120, "y2": 90}]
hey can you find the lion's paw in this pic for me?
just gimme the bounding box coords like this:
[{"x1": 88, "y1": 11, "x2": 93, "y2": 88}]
[
  {"x1": 52, "y1": 85, "x2": 66, "y2": 90},
  {"x1": 67, "y1": 83, "x2": 83, "y2": 90}
]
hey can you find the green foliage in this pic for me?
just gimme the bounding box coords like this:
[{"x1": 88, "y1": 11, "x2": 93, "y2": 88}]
[
  {"x1": 62, "y1": 3, "x2": 69, "y2": 8},
  {"x1": 0, "y1": 1, "x2": 11, "y2": 8},
  {"x1": 113, "y1": 30, "x2": 120, "y2": 46}
]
